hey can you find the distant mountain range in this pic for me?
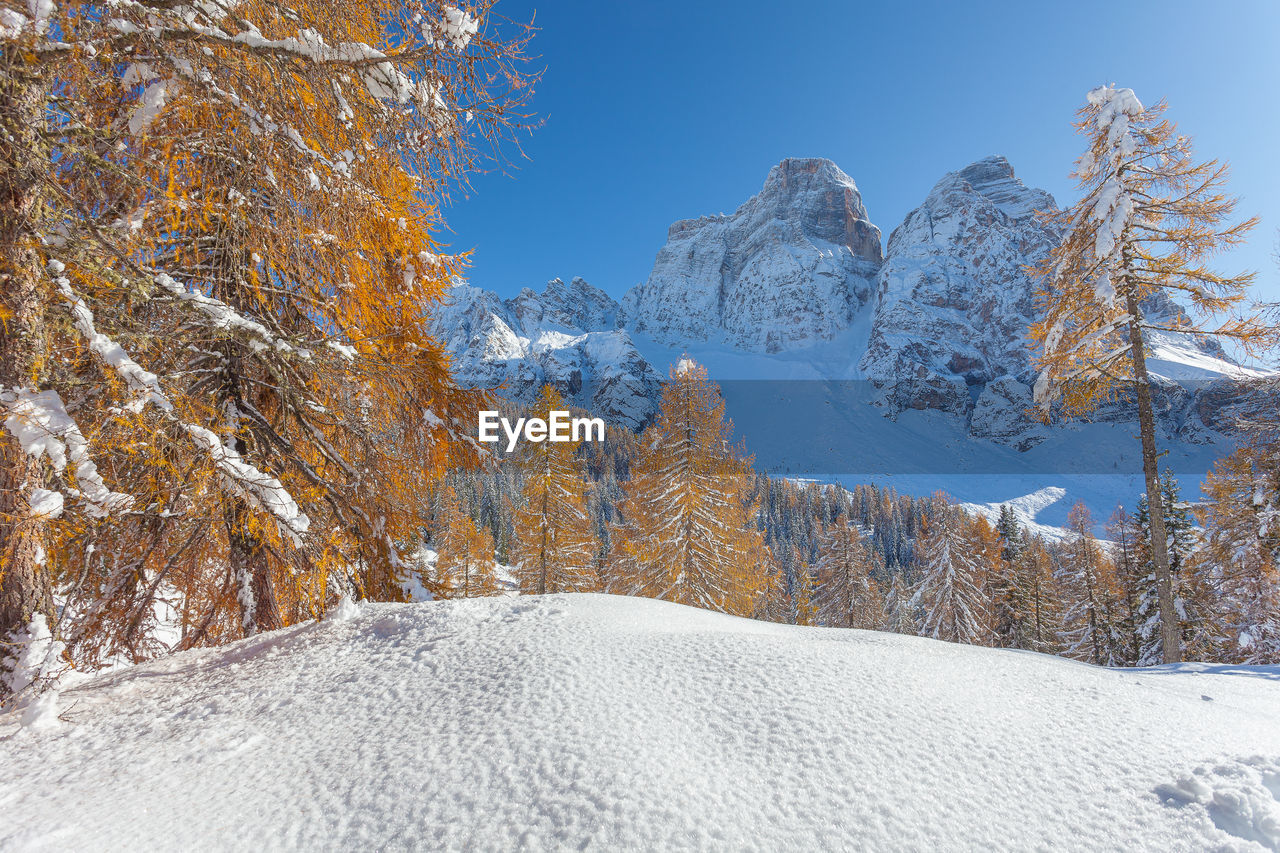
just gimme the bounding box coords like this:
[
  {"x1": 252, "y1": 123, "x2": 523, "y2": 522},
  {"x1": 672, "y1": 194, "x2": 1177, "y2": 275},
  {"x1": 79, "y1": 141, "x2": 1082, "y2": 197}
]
[{"x1": 430, "y1": 156, "x2": 1269, "y2": 522}]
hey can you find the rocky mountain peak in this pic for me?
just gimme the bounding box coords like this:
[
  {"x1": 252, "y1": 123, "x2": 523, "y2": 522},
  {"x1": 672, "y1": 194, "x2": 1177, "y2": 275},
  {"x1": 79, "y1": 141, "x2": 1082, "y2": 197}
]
[
  {"x1": 622, "y1": 157, "x2": 883, "y2": 353},
  {"x1": 950, "y1": 155, "x2": 1056, "y2": 221},
  {"x1": 755, "y1": 157, "x2": 879, "y2": 253},
  {"x1": 511, "y1": 276, "x2": 621, "y2": 334}
]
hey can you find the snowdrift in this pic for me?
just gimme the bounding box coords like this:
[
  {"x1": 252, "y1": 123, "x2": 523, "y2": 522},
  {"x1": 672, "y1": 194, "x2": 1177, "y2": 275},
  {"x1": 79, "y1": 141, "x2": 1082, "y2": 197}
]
[{"x1": 3, "y1": 594, "x2": 1279, "y2": 851}]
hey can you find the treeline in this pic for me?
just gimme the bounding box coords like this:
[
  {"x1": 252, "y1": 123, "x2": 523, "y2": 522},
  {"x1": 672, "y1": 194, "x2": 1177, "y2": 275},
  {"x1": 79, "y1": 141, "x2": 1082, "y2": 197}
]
[{"x1": 425, "y1": 361, "x2": 1280, "y2": 666}]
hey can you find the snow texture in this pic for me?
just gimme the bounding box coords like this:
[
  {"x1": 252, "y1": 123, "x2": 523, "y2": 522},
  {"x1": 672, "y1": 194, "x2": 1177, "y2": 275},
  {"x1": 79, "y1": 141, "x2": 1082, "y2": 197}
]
[{"x1": 1, "y1": 594, "x2": 1277, "y2": 850}]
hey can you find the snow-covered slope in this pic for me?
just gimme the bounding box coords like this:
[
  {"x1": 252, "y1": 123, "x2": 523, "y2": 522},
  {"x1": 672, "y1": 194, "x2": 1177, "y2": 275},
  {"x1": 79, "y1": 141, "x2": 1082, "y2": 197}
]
[
  {"x1": 429, "y1": 278, "x2": 661, "y2": 428},
  {"x1": 4, "y1": 594, "x2": 1278, "y2": 851}
]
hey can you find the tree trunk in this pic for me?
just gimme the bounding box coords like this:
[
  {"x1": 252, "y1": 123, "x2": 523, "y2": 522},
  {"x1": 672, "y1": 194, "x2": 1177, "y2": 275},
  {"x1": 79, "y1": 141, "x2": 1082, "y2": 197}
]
[
  {"x1": 218, "y1": 349, "x2": 280, "y2": 637},
  {"x1": 1124, "y1": 290, "x2": 1181, "y2": 664},
  {"x1": 226, "y1": 494, "x2": 282, "y2": 636},
  {"x1": 0, "y1": 54, "x2": 55, "y2": 690}
]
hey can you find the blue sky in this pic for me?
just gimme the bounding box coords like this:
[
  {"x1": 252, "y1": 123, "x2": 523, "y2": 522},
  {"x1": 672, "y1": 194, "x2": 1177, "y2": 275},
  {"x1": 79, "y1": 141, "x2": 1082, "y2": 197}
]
[{"x1": 442, "y1": 0, "x2": 1280, "y2": 306}]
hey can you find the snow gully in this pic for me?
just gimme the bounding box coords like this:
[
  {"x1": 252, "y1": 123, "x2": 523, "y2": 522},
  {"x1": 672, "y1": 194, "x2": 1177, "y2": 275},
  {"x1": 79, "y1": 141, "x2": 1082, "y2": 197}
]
[{"x1": 478, "y1": 410, "x2": 604, "y2": 452}]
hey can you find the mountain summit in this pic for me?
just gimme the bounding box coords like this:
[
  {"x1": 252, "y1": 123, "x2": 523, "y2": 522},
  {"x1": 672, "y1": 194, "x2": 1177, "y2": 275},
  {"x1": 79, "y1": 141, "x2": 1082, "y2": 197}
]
[{"x1": 622, "y1": 157, "x2": 882, "y2": 353}]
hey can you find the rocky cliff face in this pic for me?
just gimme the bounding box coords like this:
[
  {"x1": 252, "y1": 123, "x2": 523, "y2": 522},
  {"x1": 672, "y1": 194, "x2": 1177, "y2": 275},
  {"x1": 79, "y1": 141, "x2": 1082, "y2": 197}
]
[
  {"x1": 429, "y1": 278, "x2": 660, "y2": 429},
  {"x1": 621, "y1": 158, "x2": 882, "y2": 353},
  {"x1": 859, "y1": 156, "x2": 1061, "y2": 418}
]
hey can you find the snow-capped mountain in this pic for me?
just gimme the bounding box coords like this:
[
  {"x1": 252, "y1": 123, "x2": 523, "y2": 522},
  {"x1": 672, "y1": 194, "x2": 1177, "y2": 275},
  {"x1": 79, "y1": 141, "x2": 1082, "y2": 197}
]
[
  {"x1": 429, "y1": 278, "x2": 660, "y2": 429},
  {"x1": 621, "y1": 157, "x2": 882, "y2": 353},
  {"x1": 431, "y1": 156, "x2": 1269, "y2": 521}
]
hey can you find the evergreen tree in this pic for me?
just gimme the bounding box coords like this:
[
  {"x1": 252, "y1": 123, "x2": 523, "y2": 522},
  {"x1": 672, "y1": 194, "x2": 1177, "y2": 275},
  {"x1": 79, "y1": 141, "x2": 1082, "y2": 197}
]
[
  {"x1": 1133, "y1": 472, "x2": 1218, "y2": 664},
  {"x1": 1105, "y1": 507, "x2": 1145, "y2": 666},
  {"x1": 910, "y1": 497, "x2": 990, "y2": 645},
  {"x1": 883, "y1": 574, "x2": 918, "y2": 636}
]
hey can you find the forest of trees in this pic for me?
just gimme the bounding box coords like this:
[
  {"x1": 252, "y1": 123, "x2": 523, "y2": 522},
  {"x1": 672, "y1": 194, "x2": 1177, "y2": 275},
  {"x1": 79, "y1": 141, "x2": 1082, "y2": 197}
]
[
  {"x1": 1, "y1": 5, "x2": 1278, "y2": 724},
  {"x1": 427, "y1": 356, "x2": 1279, "y2": 667}
]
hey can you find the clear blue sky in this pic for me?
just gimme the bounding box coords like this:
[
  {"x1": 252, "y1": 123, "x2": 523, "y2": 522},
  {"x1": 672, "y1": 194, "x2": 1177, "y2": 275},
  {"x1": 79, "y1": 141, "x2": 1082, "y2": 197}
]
[{"x1": 442, "y1": 0, "x2": 1280, "y2": 306}]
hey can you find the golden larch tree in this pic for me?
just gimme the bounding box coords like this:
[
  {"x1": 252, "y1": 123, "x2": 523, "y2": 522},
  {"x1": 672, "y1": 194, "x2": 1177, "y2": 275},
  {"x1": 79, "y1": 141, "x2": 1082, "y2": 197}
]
[
  {"x1": 510, "y1": 387, "x2": 600, "y2": 595},
  {"x1": 433, "y1": 486, "x2": 498, "y2": 599},
  {"x1": 610, "y1": 359, "x2": 768, "y2": 616},
  {"x1": 1029, "y1": 84, "x2": 1273, "y2": 663},
  {"x1": 813, "y1": 522, "x2": 883, "y2": 629}
]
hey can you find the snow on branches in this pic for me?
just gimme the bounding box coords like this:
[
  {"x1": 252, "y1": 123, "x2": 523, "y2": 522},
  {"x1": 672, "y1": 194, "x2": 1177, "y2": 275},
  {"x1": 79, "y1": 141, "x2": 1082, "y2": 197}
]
[{"x1": 0, "y1": 387, "x2": 134, "y2": 519}]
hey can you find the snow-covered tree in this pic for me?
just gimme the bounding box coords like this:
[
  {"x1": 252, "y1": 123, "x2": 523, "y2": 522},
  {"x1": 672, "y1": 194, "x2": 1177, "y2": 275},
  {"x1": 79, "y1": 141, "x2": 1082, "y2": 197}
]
[
  {"x1": 813, "y1": 522, "x2": 883, "y2": 629},
  {"x1": 910, "y1": 498, "x2": 990, "y2": 645},
  {"x1": 1105, "y1": 506, "x2": 1145, "y2": 665},
  {"x1": 1199, "y1": 442, "x2": 1280, "y2": 664},
  {"x1": 1030, "y1": 85, "x2": 1273, "y2": 663},
  {"x1": 1057, "y1": 503, "x2": 1124, "y2": 666},
  {"x1": 1132, "y1": 472, "x2": 1219, "y2": 665},
  {"x1": 610, "y1": 359, "x2": 767, "y2": 616},
  {"x1": 0, "y1": 0, "x2": 533, "y2": 690},
  {"x1": 511, "y1": 387, "x2": 599, "y2": 595}
]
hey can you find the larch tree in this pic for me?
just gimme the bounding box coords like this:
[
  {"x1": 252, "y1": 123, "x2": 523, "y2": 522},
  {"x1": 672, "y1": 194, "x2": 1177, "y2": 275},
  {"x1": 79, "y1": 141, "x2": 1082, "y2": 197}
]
[
  {"x1": 1009, "y1": 538, "x2": 1061, "y2": 655},
  {"x1": 510, "y1": 387, "x2": 600, "y2": 596},
  {"x1": 609, "y1": 359, "x2": 767, "y2": 617},
  {"x1": 1199, "y1": 433, "x2": 1280, "y2": 663},
  {"x1": 1029, "y1": 85, "x2": 1274, "y2": 663},
  {"x1": 0, "y1": 0, "x2": 532, "y2": 697},
  {"x1": 909, "y1": 497, "x2": 990, "y2": 645},
  {"x1": 432, "y1": 486, "x2": 497, "y2": 599},
  {"x1": 1057, "y1": 503, "x2": 1124, "y2": 666},
  {"x1": 813, "y1": 522, "x2": 883, "y2": 630}
]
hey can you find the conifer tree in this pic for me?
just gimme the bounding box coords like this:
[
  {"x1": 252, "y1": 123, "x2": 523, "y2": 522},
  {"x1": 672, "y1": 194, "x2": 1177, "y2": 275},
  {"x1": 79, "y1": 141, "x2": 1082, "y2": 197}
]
[
  {"x1": 0, "y1": 0, "x2": 533, "y2": 693},
  {"x1": 1030, "y1": 85, "x2": 1273, "y2": 663},
  {"x1": 1200, "y1": 440, "x2": 1280, "y2": 664},
  {"x1": 511, "y1": 387, "x2": 599, "y2": 595},
  {"x1": 909, "y1": 497, "x2": 990, "y2": 645},
  {"x1": 610, "y1": 359, "x2": 767, "y2": 616},
  {"x1": 1009, "y1": 539, "x2": 1062, "y2": 654},
  {"x1": 883, "y1": 574, "x2": 918, "y2": 636},
  {"x1": 1057, "y1": 503, "x2": 1124, "y2": 665},
  {"x1": 813, "y1": 522, "x2": 883, "y2": 629},
  {"x1": 433, "y1": 486, "x2": 497, "y2": 598},
  {"x1": 1105, "y1": 507, "x2": 1145, "y2": 665},
  {"x1": 1132, "y1": 472, "x2": 1218, "y2": 664}
]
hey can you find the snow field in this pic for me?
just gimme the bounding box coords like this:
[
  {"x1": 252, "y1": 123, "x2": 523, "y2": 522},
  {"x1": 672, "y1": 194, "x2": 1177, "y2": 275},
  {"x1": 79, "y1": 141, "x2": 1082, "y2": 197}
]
[{"x1": 2, "y1": 593, "x2": 1278, "y2": 851}]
